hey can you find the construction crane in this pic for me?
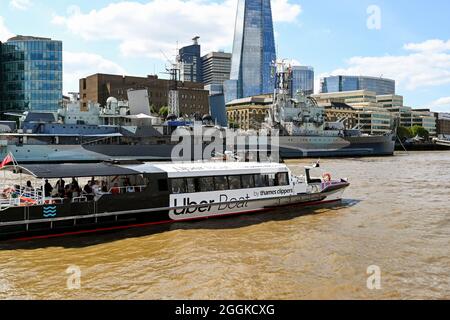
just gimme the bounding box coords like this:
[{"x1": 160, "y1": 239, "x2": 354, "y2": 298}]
[{"x1": 160, "y1": 49, "x2": 181, "y2": 117}]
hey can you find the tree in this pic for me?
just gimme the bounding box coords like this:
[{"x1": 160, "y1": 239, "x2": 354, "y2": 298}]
[
  {"x1": 158, "y1": 106, "x2": 169, "y2": 118},
  {"x1": 397, "y1": 126, "x2": 413, "y2": 141},
  {"x1": 410, "y1": 126, "x2": 429, "y2": 140}
]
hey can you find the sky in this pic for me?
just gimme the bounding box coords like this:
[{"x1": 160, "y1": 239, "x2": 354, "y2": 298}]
[{"x1": 1, "y1": 0, "x2": 450, "y2": 112}]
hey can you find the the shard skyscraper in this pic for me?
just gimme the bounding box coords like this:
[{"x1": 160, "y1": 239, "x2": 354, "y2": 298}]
[{"x1": 224, "y1": 0, "x2": 277, "y2": 103}]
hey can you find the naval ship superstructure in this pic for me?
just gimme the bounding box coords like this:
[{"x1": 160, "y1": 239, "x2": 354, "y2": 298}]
[
  {"x1": 265, "y1": 62, "x2": 395, "y2": 158},
  {"x1": 0, "y1": 97, "x2": 223, "y2": 163}
]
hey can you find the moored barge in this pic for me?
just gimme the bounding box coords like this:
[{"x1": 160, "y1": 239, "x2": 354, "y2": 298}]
[{"x1": 0, "y1": 161, "x2": 349, "y2": 241}]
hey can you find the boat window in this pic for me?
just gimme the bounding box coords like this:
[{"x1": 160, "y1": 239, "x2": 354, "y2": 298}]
[
  {"x1": 276, "y1": 173, "x2": 290, "y2": 186},
  {"x1": 158, "y1": 179, "x2": 169, "y2": 192},
  {"x1": 171, "y1": 179, "x2": 186, "y2": 194},
  {"x1": 186, "y1": 178, "x2": 196, "y2": 193},
  {"x1": 266, "y1": 174, "x2": 276, "y2": 187},
  {"x1": 254, "y1": 174, "x2": 266, "y2": 188},
  {"x1": 198, "y1": 177, "x2": 214, "y2": 192},
  {"x1": 241, "y1": 175, "x2": 255, "y2": 189},
  {"x1": 214, "y1": 176, "x2": 228, "y2": 191},
  {"x1": 228, "y1": 176, "x2": 241, "y2": 190}
]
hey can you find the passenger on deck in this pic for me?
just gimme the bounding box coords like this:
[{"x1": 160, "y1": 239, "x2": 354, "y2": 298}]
[
  {"x1": 83, "y1": 181, "x2": 92, "y2": 194},
  {"x1": 83, "y1": 182, "x2": 94, "y2": 201},
  {"x1": 111, "y1": 183, "x2": 120, "y2": 195},
  {"x1": 56, "y1": 179, "x2": 65, "y2": 197},
  {"x1": 25, "y1": 181, "x2": 34, "y2": 193},
  {"x1": 44, "y1": 180, "x2": 53, "y2": 197},
  {"x1": 101, "y1": 181, "x2": 108, "y2": 193},
  {"x1": 71, "y1": 178, "x2": 80, "y2": 191},
  {"x1": 92, "y1": 181, "x2": 101, "y2": 196},
  {"x1": 64, "y1": 185, "x2": 73, "y2": 199}
]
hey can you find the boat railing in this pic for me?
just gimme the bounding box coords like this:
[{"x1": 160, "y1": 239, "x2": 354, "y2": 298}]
[
  {"x1": 0, "y1": 184, "x2": 45, "y2": 210},
  {"x1": 108, "y1": 185, "x2": 147, "y2": 194}
]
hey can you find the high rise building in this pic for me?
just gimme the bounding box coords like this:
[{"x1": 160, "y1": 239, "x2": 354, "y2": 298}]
[
  {"x1": 320, "y1": 75, "x2": 395, "y2": 95},
  {"x1": 201, "y1": 51, "x2": 232, "y2": 86},
  {"x1": 178, "y1": 37, "x2": 202, "y2": 83},
  {"x1": 290, "y1": 66, "x2": 314, "y2": 97},
  {"x1": 224, "y1": 0, "x2": 276, "y2": 103},
  {"x1": 0, "y1": 35, "x2": 63, "y2": 113}
]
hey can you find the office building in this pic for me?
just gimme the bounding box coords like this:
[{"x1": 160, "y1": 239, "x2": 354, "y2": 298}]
[
  {"x1": 201, "y1": 51, "x2": 232, "y2": 86},
  {"x1": 178, "y1": 37, "x2": 202, "y2": 83},
  {"x1": 0, "y1": 35, "x2": 63, "y2": 113},
  {"x1": 290, "y1": 66, "x2": 314, "y2": 96},
  {"x1": 224, "y1": 0, "x2": 276, "y2": 103},
  {"x1": 321, "y1": 75, "x2": 395, "y2": 95},
  {"x1": 79, "y1": 73, "x2": 209, "y2": 117},
  {"x1": 436, "y1": 113, "x2": 450, "y2": 136},
  {"x1": 377, "y1": 94, "x2": 404, "y2": 108},
  {"x1": 312, "y1": 90, "x2": 392, "y2": 135},
  {"x1": 312, "y1": 90, "x2": 379, "y2": 108},
  {"x1": 226, "y1": 95, "x2": 272, "y2": 130}
]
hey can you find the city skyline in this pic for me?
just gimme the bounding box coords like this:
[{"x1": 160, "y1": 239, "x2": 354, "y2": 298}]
[{"x1": 1, "y1": 0, "x2": 450, "y2": 112}]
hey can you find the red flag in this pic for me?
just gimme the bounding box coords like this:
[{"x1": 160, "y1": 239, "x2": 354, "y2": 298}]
[{"x1": 0, "y1": 153, "x2": 14, "y2": 169}]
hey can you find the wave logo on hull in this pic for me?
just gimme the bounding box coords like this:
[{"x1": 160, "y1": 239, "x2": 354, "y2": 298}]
[{"x1": 43, "y1": 206, "x2": 57, "y2": 218}]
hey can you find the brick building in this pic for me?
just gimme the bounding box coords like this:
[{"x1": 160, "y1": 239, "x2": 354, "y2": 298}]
[{"x1": 79, "y1": 73, "x2": 209, "y2": 116}]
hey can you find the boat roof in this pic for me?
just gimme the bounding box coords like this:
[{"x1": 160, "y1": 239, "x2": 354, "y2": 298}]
[
  {"x1": 122, "y1": 162, "x2": 289, "y2": 178},
  {"x1": 1, "y1": 161, "x2": 288, "y2": 179},
  {"x1": 2, "y1": 163, "x2": 142, "y2": 179}
]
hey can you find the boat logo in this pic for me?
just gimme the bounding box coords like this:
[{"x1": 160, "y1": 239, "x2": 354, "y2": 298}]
[{"x1": 43, "y1": 206, "x2": 57, "y2": 218}]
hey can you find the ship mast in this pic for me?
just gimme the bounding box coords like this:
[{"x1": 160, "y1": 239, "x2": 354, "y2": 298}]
[{"x1": 268, "y1": 60, "x2": 292, "y2": 128}]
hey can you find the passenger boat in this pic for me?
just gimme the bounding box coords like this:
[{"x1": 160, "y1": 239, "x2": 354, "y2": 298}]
[{"x1": 0, "y1": 161, "x2": 349, "y2": 241}]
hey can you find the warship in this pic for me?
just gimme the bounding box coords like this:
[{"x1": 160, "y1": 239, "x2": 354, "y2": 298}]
[{"x1": 264, "y1": 62, "x2": 396, "y2": 158}]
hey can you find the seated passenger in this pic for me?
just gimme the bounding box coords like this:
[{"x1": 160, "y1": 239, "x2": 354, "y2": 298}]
[
  {"x1": 83, "y1": 182, "x2": 93, "y2": 195},
  {"x1": 101, "y1": 181, "x2": 108, "y2": 193},
  {"x1": 64, "y1": 185, "x2": 73, "y2": 199},
  {"x1": 92, "y1": 181, "x2": 104, "y2": 196},
  {"x1": 111, "y1": 183, "x2": 120, "y2": 195}
]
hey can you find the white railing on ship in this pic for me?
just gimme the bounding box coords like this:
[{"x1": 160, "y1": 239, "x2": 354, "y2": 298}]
[
  {"x1": 0, "y1": 185, "x2": 45, "y2": 210},
  {"x1": 107, "y1": 185, "x2": 147, "y2": 194},
  {"x1": 0, "y1": 185, "x2": 148, "y2": 210}
]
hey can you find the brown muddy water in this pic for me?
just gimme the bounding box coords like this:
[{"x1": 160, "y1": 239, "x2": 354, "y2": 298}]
[{"x1": 0, "y1": 151, "x2": 449, "y2": 299}]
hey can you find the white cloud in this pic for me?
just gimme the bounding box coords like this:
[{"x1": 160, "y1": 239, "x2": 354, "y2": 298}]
[
  {"x1": 272, "y1": 0, "x2": 302, "y2": 23},
  {"x1": 430, "y1": 97, "x2": 450, "y2": 112},
  {"x1": 404, "y1": 39, "x2": 450, "y2": 53},
  {"x1": 64, "y1": 51, "x2": 126, "y2": 94},
  {"x1": 52, "y1": 0, "x2": 301, "y2": 60},
  {"x1": 9, "y1": 0, "x2": 32, "y2": 11},
  {"x1": 0, "y1": 17, "x2": 13, "y2": 41},
  {"x1": 324, "y1": 39, "x2": 450, "y2": 91}
]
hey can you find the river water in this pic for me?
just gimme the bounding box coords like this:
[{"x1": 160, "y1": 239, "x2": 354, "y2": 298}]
[{"x1": 0, "y1": 151, "x2": 449, "y2": 300}]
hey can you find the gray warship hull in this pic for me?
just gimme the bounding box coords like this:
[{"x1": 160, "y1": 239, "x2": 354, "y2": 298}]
[
  {"x1": 1, "y1": 133, "x2": 395, "y2": 163},
  {"x1": 278, "y1": 134, "x2": 395, "y2": 158}
]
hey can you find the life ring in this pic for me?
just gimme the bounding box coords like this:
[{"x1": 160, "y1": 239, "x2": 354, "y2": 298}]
[{"x1": 323, "y1": 173, "x2": 332, "y2": 182}]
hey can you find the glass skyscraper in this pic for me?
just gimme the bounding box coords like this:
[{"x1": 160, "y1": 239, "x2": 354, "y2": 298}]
[
  {"x1": 224, "y1": 0, "x2": 276, "y2": 103},
  {"x1": 320, "y1": 75, "x2": 395, "y2": 96},
  {"x1": 178, "y1": 37, "x2": 202, "y2": 83},
  {"x1": 0, "y1": 36, "x2": 63, "y2": 114},
  {"x1": 290, "y1": 66, "x2": 314, "y2": 97}
]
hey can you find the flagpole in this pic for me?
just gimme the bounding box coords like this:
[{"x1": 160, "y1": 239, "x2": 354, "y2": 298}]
[{"x1": 9, "y1": 152, "x2": 18, "y2": 170}]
